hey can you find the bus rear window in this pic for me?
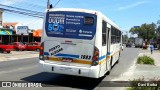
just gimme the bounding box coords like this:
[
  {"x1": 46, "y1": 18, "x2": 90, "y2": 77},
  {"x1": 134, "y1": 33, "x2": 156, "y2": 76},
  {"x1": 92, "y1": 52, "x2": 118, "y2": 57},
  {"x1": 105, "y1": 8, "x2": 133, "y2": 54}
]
[
  {"x1": 45, "y1": 11, "x2": 97, "y2": 40},
  {"x1": 84, "y1": 16, "x2": 94, "y2": 25}
]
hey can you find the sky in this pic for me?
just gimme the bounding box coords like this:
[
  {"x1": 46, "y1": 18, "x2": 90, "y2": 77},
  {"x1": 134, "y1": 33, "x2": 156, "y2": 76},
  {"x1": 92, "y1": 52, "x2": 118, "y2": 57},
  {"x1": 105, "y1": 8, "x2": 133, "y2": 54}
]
[{"x1": 0, "y1": 0, "x2": 160, "y2": 34}]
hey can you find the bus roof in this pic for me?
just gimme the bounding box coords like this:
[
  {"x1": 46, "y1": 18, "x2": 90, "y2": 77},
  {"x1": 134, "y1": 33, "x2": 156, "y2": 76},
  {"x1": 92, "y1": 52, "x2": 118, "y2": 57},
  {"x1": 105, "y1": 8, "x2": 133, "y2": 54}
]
[{"x1": 47, "y1": 8, "x2": 122, "y2": 31}]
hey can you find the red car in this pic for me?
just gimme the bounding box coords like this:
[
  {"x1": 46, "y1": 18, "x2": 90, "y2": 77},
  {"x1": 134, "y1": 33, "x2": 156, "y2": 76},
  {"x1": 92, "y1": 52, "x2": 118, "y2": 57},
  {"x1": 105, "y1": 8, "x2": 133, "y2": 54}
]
[
  {"x1": 12, "y1": 42, "x2": 26, "y2": 51},
  {"x1": 25, "y1": 42, "x2": 40, "y2": 51},
  {"x1": 0, "y1": 43, "x2": 14, "y2": 53}
]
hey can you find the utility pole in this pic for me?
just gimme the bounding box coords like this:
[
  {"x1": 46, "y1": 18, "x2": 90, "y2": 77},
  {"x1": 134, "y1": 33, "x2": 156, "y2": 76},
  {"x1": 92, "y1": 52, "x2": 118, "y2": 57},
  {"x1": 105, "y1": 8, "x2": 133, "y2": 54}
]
[{"x1": 47, "y1": 0, "x2": 50, "y2": 9}]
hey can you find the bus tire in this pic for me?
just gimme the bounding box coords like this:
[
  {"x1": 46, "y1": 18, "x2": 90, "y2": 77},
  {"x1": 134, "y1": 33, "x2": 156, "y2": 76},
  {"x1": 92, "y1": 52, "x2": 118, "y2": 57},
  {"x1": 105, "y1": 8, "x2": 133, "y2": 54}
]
[
  {"x1": 117, "y1": 52, "x2": 120, "y2": 64},
  {"x1": 106, "y1": 57, "x2": 112, "y2": 75}
]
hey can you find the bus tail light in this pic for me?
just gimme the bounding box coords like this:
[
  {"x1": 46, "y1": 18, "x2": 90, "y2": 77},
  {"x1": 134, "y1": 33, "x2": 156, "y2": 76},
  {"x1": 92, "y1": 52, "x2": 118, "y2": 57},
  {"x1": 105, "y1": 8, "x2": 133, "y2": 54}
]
[
  {"x1": 39, "y1": 42, "x2": 44, "y2": 60},
  {"x1": 92, "y1": 46, "x2": 99, "y2": 66}
]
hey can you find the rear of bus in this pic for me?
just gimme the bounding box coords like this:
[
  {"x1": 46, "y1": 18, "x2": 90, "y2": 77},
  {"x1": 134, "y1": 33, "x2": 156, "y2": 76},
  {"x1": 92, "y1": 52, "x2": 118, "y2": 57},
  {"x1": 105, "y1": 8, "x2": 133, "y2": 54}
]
[{"x1": 39, "y1": 9, "x2": 100, "y2": 78}]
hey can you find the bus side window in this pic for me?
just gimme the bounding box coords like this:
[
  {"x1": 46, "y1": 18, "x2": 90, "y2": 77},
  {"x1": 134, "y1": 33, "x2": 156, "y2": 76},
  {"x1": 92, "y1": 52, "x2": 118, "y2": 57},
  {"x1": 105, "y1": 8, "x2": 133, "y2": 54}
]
[
  {"x1": 111, "y1": 26, "x2": 121, "y2": 44},
  {"x1": 111, "y1": 26, "x2": 115, "y2": 44},
  {"x1": 102, "y1": 20, "x2": 107, "y2": 46}
]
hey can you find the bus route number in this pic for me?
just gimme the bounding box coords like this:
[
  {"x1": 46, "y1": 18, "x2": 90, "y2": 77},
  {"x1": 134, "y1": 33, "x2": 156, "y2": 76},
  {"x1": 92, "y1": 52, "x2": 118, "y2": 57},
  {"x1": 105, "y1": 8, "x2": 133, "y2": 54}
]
[{"x1": 81, "y1": 55, "x2": 91, "y2": 60}]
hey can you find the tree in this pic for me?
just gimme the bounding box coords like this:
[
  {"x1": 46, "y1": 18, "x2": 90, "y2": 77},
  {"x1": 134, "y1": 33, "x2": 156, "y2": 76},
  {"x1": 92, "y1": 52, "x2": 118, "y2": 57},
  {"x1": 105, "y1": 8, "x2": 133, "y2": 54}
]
[
  {"x1": 157, "y1": 20, "x2": 160, "y2": 49},
  {"x1": 129, "y1": 22, "x2": 156, "y2": 42},
  {"x1": 122, "y1": 34, "x2": 128, "y2": 43},
  {"x1": 157, "y1": 20, "x2": 160, "y2": 35}
]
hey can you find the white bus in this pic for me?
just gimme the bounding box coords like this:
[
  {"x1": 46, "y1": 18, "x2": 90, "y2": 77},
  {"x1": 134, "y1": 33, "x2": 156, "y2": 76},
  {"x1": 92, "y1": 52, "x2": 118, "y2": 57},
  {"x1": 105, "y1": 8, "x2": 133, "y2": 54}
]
[{"x1": 39, "y1": 8, "x2": 122, "y2": 78}]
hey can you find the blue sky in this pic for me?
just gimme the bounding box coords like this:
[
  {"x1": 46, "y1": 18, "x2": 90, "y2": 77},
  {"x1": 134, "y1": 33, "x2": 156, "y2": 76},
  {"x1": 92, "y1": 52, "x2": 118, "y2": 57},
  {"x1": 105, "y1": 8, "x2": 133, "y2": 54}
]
[{"x1": 0, "y1": 0, "x2": 160, "y2": 34}]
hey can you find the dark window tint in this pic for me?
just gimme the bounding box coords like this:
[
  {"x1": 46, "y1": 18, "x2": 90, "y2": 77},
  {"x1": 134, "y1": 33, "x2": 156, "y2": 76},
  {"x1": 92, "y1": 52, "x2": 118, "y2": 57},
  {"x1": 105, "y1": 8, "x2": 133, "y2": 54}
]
[
  {"x1": 111, "y1": 26, "x2": 121, "y2": 44},
  {"x1": 84, "y1": 16, "x2": 94, "y2": 25},
  {"x1": 102, "y1": 21, "x2": 107, "y2": 46}
]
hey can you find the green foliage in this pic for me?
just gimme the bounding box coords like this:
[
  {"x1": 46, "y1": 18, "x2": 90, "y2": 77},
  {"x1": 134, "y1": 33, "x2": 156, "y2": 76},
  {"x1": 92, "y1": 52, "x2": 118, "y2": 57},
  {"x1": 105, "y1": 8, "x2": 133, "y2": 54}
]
[
  {"x1": 123, "y1": 34, "x2": 128, "y2": 43},
  {"x1": 157, "y1": 26, "x2": 160, "y2": 33},
  {"x1": 137, "y1": 55, "x2": 154, "y2": 65},
  {"x1": 129, "y1": 23, "x2": 157, "y2": 42}
]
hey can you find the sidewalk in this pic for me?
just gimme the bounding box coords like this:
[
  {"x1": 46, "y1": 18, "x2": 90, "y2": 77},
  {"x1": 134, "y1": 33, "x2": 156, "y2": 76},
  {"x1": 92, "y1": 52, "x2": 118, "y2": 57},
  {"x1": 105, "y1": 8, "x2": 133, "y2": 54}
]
[
  {"x1": 112, "y1": 49, "x2": 160, "y2": 81},
  {"x1": 0, "y1": 51, "x2": 39, "y2": 62},
  {"x1": 140, "y1": 49, "x2": 160, "y2": 66},
  {"x1": 131, "y1": 49, "x2": 160, "y2": 80}
]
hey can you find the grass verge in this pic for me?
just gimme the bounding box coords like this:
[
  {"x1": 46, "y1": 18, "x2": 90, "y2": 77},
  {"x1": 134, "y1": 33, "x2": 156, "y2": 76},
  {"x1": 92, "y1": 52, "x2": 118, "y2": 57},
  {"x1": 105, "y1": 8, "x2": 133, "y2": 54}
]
[{"x1": 137, "y1": 55, "x2": 154, "y2": 65}]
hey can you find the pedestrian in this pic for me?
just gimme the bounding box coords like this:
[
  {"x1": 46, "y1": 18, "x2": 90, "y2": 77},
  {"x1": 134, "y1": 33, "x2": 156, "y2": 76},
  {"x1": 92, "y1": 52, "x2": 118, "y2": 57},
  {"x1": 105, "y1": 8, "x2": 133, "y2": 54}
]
[{"x1": 150, "y1": 44, "x2": 154, "y2": 54}]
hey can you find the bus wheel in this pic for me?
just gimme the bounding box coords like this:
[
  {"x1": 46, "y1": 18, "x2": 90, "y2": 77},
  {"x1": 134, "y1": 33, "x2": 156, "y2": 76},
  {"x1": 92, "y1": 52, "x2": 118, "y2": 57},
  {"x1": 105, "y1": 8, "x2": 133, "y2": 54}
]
[
  {"x1": 117, "y1": 52, "x2": 120, "y2": 64},
  {"x1": 106, "y1": 58, "x2": 112, "y2": 75}
]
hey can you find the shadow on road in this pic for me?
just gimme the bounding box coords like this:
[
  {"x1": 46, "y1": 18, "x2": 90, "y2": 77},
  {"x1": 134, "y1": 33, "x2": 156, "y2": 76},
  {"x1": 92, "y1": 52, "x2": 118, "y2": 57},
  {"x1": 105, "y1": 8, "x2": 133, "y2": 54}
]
[{"x1": 21, "y1": 72, "x2": 105, "y2": 89}]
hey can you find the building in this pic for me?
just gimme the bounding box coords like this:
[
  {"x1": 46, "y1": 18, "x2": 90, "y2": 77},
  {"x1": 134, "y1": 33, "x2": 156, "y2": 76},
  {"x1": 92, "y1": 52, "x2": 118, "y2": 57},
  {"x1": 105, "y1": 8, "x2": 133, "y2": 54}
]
[
  {"x1": 32, "y1": 29, "x2": 42, "y2": 42},
  {"x1": 0, "y1": 10, "x2": 41, "y2": 44},
  {"x1": 0, "y1": 22, "x2": 42, "y2": 44}
]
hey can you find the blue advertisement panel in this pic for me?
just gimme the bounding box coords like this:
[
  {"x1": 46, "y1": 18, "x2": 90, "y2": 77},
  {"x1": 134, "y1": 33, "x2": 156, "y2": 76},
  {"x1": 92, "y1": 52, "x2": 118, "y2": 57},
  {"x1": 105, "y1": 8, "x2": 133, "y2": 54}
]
[
  {"x1": 45, "y1": 11, "x2": 97, "y2": 40},
  {"x1": 0, "y1": 29, "x2": 13, "y2": 35}
]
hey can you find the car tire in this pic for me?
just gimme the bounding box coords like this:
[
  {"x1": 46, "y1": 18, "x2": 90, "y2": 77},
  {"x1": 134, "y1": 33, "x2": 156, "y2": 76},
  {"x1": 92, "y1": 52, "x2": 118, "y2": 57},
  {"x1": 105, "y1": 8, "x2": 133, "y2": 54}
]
[
  {"x1": 0, "y1": 49, "x2": 4, "y2": 53},
  {"x1": 7, "y1": 51, "x2": 10, "y2": 53},
  {"x1": 16, "y1": 48, "x2": 19, "y2": 51},
  {"x1": 36, "y1": 48, "x2": 40, "y2": 52}
]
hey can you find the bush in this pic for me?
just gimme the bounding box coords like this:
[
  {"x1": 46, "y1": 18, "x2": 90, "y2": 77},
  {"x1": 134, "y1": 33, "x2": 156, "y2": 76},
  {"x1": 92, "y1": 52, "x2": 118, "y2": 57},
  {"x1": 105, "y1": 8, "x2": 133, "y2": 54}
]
[{"x1": 137, "y1": 55, "x2": 154, "y2": 65}]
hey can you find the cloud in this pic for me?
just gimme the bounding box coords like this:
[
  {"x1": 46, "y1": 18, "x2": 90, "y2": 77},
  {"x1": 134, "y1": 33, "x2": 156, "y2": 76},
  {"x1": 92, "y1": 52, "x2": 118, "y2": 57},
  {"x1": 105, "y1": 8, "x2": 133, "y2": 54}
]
[{"x1": 117, "y1": 1, "x2": 150, "y2": 10}]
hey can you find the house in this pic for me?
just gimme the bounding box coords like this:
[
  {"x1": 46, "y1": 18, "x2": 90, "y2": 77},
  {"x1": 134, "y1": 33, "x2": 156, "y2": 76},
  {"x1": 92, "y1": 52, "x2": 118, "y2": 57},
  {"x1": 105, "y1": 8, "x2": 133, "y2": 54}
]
[{"x1": 3, "y1": 22, "x2": 22, "y2": 33}]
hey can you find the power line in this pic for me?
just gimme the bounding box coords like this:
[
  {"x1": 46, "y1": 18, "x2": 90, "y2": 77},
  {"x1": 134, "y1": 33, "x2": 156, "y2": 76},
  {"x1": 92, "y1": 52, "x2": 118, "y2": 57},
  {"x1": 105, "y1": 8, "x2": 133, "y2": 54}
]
[
  {"x1": 53, "y1": 0, "x2": 61, "y2": 8},
  {"x1": 0, "y1": 3, "x2": 44, "y2": 15},
  {"x1": 9, "y1": 1, "x2": 46, "y2": 13},
  {"x1": 0, "y1": 0, "x2": 61, "y2": 18},
  {"x1": 0, "y1": 8, "x2": 43, "y2": 18}
]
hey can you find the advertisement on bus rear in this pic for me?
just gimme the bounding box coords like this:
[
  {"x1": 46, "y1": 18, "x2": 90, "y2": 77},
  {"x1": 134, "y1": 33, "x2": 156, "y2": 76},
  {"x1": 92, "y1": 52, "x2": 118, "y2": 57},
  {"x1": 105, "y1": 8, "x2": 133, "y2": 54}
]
[{"x1": 45, "y1": 11, "x2": 97, "y2": 40}]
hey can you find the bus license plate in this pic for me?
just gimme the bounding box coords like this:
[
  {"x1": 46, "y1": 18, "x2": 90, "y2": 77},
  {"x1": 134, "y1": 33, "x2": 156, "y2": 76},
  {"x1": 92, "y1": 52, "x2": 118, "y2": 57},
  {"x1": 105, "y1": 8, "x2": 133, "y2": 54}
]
[{"x1": 62, "y1": 58, "x2": 73, "y2": 62}]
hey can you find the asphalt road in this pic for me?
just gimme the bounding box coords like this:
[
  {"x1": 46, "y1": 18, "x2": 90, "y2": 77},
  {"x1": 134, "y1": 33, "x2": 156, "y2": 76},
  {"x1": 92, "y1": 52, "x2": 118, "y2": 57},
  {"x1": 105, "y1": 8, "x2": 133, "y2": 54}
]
[{"x1": 0, "y1": 48, "x2": 141, "y2": 90}]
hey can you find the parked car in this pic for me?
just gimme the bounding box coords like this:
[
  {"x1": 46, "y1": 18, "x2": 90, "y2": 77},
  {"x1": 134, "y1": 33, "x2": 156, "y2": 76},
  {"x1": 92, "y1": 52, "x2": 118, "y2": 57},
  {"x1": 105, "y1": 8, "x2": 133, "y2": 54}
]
[
  {"x1": 0, "y1": 43, "x2": 14, "y2": 53},
  {"x1": 11, "y1": 42, "x2": 26, "y2": 51},
  {"x1": 25, "y1": 42, "x2": 40, "y2": 51},
  {"x1": 126, "y1": 42, "x2": 132, "y2": 47}
]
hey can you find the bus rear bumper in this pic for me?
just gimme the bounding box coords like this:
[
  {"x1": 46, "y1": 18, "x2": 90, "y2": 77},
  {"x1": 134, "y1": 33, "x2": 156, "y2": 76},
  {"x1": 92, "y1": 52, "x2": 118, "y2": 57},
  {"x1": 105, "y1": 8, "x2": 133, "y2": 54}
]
[{"x1": 39, "y1": 60, "x2": 100, "y2": 78}]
